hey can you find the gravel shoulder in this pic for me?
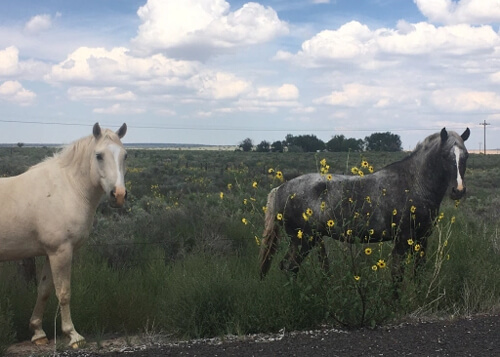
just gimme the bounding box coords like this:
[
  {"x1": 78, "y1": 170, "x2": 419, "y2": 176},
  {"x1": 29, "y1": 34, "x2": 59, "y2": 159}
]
[{"x1": 6, "y1": 314, "x2": 499, "y2": 357}]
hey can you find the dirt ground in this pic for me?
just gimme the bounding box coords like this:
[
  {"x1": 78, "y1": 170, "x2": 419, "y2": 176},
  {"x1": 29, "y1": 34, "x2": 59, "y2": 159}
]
[{"x1": 6, "y1": 314, "x2": 499, "y2": 357}]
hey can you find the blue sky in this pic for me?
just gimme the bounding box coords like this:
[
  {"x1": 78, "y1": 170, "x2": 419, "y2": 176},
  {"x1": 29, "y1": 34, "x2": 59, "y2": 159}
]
[{"x1": 1, "y1": 0, "x2": 499, "y2": 150}]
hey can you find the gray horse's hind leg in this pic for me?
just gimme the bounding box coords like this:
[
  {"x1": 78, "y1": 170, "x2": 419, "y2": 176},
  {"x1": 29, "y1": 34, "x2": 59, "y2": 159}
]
[
  {"x1": 391, "y1": 242, "x2": 406, "y2": 283},
  {"x1": 318, "y1": 239, "x2": 330, "y2": 273},
  {"x1": 390, "y1": 240, "x2": 409, "y2": 299},
  {"x1": 279, "y1": 243, "x2": 303, "y2": 274},
  {"x1": 279, "y1": 236, "x2": 328, "y2": 276},
  {"x1": 30, "y1": 258, "x2": 52, "y2": 345},
  {"x1": 259, "y1": 224, "x2": 280, "y2": 279},
  {"x1": 279, "y1": 240, "x2": 312, "y2": 275}
]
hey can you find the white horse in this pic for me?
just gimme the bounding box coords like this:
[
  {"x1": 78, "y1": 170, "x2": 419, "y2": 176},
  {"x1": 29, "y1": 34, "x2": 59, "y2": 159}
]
[{"x1": 0, "y1": 123, "x2": 127, "y2": 347}]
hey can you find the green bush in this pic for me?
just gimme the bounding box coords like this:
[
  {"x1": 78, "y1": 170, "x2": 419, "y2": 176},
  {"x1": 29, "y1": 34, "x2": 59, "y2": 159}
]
[{"x1": 0, "y1": 300, "x2": 15, "y2": 356}]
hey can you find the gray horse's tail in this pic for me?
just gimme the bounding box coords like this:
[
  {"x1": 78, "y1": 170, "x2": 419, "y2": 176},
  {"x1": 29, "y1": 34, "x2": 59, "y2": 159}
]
[{"x1": 259, "y1": 187, "x2": 280, "y2": 278}]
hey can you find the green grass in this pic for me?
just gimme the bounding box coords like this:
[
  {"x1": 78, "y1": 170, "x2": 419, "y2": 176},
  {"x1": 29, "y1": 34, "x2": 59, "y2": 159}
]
[
  {"x1": 0, "y1": 299, "x2": 15, "y2": 355},
  {"x1": 1, "y1": 149, "x2": 500, "y2": 352}
]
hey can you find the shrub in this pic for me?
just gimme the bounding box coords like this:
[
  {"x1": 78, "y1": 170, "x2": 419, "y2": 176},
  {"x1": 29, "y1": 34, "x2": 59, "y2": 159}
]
[{"x1": 0, "y1": 301, "x2": 16, "y2": 356}]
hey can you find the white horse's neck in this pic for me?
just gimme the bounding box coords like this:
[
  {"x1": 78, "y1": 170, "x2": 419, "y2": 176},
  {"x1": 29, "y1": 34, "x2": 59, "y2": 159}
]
[
  {"x1": 67, "y1": 166, "x2": 104, "y2": 210},
  {"x1": 56, "y1": 136, "x2": 105, "y2": 210}
]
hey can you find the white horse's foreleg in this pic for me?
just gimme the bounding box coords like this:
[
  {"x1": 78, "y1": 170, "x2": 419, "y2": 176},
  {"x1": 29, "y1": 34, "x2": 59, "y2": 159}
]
[
  {"x1": 49, "y1": 248, "x2": 85, "y2": 348},
  {"x1": 29, "y1": 258, "x2": 53, "y2": 345}
]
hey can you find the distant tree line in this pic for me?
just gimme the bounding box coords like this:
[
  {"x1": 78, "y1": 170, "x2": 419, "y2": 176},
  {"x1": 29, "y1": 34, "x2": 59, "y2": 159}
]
[{"x1": 238, "y1": 132, "x2": 402, "y2": 152}]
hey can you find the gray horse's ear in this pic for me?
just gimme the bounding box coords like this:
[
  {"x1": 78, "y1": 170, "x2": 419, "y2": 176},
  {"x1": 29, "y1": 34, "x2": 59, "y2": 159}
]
[
  {"x1": 440, "y1": 127, "x2": 448, "y2": 142},
  {"x1": 116, "y1": 123, "x2": 127, "y2": 139},
  {"x1": 461, "y1": 127, "x2": 470, "y2": 142},
  {"x1": 93, "y1": 123, "x2": 102, "y2": 139}
]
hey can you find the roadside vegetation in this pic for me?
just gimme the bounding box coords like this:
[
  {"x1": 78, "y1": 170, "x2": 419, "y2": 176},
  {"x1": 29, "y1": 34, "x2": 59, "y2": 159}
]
[{"x1": 0, "y1": 146, "x2": 499, "y2": 354}]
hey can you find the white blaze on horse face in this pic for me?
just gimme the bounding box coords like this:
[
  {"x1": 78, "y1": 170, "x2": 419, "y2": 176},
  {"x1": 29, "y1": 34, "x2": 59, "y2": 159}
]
[
  {"x1": 454, "y1": 146, "x2": 464, "y2": 191},
  {"x1": 108, "y1": 143, "x2": 125, "y2": 187},
  {"x1": 108, "y1": 143, "x2": 127, "y2": 206}
]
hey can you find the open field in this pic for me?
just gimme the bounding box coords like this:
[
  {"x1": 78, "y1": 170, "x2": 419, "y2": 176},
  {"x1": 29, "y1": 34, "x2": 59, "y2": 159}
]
[{"x1": 1, "y1": 147, "x2": 499, "y2": 355}]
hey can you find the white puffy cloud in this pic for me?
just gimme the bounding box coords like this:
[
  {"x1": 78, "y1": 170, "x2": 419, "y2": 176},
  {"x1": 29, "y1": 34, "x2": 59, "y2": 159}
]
[
  {"x1": 0, "y1": 46, "x2": 54, "y2": 80},
  {"x1": 190, "y1": 71, "x2": 251, "y2": 99},
  {"x1": 284, "y1": 21, "x2": 373, "y2": 67},
  {"x1": 0, "y1": 80, "x2": 36, "y2": 105},
  {"x1": 46, "y1": 47, "x2": 200, "y2": 85},
  {"x1": 0, "y1": 46, "x2": 19, "y2": 76},
  {"x1": 276, "y1": 20, "x2": 500, "y2": 68},
  {"x1": 378, "y1": 22, "x2": 498, "y2": 55},
  {"x1": 133, "y1": 0, "x2": 228, "y2": 51},
  {"x1": 48, "y1": 46, "x2": 258, "y2": 102},
  {"x1": 204, "y1": 3, "x2": 289, "y2": 46},
  {"x1": 131, "y1": 0, "x2": 288, "y2": 57},
  {"x1": 24, "y1": 14, "x2": 54, "y2": 34},
  {"x1": 414, "y1": 0, "x2": 500, "y2": 25},
  {"x1": 302, "y1": 21, "x2": 373, "y2": 59},
  {"x1": 273, "y1": 21, "x2": 377, "y2": 67}
]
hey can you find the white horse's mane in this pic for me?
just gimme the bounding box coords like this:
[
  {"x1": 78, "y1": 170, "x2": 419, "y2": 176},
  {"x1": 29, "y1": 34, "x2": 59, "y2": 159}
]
[{"x1": 30, "y1": 129, "x2": 122, "y2": 171}]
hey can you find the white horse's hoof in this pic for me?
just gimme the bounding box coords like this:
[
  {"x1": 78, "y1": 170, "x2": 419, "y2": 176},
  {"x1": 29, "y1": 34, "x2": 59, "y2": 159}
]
[
  {"x1": 70, "y1": 339, "x2": 86, "y2": 349},
  {"x1": 32, "y1": 337, "x2": 49, "y2": 346},
  {"x1": 67, "y1": 330, "x2": 86, "y2": 349}
]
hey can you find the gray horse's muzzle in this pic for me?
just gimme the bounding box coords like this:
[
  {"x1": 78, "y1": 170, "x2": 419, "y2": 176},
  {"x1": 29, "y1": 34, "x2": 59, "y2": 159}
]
[{"x1": 450, "y1": 186, "x2": 466, "y2": 200}]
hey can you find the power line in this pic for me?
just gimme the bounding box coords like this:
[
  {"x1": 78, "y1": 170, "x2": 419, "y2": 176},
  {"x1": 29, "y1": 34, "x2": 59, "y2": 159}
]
[
  {"x1": 0, "y1": 119, "x2": 90, "y2": 127},
  {"x1": 0, "y1": 118, "x2": 466, "y2": 134}
]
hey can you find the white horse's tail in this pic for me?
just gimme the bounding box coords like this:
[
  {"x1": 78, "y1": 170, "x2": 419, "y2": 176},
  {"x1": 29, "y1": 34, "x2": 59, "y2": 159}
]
[{"x1": 259, "y1": 187, "x2": 280, "y2": 278}]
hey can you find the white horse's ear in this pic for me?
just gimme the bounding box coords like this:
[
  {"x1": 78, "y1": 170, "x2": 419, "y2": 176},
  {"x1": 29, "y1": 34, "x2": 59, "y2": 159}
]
[
  {"x1": 93, "y1": 123, "x2": 102, "y2": 139},
  {"x1": 461, "y1": 127, "x2": 470, "y2": 142},
  {"x1": 440, "y1": 127, "x2": 448, "y2": 142},
  {"x1": 116, "y1": 123, "x2": 127, "y2": 139}
]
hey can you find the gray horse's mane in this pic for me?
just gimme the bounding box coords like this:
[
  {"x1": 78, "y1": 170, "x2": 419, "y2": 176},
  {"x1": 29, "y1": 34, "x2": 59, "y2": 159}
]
[
  {"x1": 414, "y1": 132, "x2": 440, "y2": 152},
  {"x1": 386, "y1": 130, "x2": 462, "y2": 171},
  {"x1": 411, "y1": 130, "x2": 462, "y2": 158}
]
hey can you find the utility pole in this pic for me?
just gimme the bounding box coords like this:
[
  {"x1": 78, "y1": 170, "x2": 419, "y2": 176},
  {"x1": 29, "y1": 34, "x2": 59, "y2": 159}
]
[{"x1": 479, "y1": 120, "x2": 490, "y2": 154}]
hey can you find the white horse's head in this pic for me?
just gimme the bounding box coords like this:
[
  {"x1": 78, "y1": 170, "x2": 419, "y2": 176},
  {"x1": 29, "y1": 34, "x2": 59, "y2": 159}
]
[{"x1": 91, "y1": 123, "x2": 128, "y2": 207}]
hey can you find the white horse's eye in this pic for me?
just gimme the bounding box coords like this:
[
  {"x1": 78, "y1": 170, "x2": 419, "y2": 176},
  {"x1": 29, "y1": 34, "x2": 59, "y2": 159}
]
[
  {"x1": 124, "y1": 153, "x2": 128, "y2": 160},
  {"x1": 96, "y1": 153, "x2": 103, "y2": 161}
]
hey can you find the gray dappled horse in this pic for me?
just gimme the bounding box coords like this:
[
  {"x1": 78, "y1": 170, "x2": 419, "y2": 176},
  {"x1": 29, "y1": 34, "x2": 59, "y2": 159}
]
[{"x1": 259, "y1": 128, "x2": 470, "y2": 282}]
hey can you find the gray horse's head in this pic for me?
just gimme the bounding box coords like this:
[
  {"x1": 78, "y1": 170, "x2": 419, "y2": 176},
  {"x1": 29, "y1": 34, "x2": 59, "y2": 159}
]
[{"x1": 440, "y1": 127, "x2": 470, "y2": 200}]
